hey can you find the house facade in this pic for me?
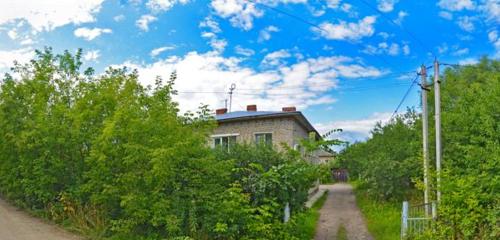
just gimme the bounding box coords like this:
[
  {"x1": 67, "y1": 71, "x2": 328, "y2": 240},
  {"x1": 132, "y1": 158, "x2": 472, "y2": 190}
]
[{"x1": 211, "y1": 104, "x2": 332, "y2": 164}]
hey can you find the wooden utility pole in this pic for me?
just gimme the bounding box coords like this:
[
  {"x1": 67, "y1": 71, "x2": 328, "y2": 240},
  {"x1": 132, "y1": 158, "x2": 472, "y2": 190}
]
[
  {"x1": 420, "y1": 64, "x2": 430, "y2": 214},
  {"x1": 434, "y1": 59, "x2": 442, "y2": 203}
]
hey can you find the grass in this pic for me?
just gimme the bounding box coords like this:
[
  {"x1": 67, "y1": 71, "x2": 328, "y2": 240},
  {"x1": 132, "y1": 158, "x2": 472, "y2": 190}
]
[
  {"x1": 292, "y1": 190, "x2": 328, "y2": 239},
  {"x1": 337, "y1": 224, "x2": 348, "y2": 240},
  {"x1": 354, "y1": 189, "x2": 401, "y2": 240}
]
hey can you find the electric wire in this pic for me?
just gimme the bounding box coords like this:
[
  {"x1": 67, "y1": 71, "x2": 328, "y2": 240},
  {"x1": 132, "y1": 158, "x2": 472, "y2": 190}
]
[
  {"x1": 244, "y1": 0, "x2": 407, "y2": 74},
  {"x1": 389, "y1": 73, "x2": 420, "y2": 120},
  {"x1": 176, "y1": 82, "x2": 415, "y2": 96},
  {"x1": 355, "y1": 0, "x2": 437, "y2": 59}
]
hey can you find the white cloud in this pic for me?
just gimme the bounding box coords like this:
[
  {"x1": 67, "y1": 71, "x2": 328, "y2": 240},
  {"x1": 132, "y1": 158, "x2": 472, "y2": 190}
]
[
  {"x1": 488, "y1": 30, "x2": 500, "y2": 57},
  {"x1": 439, "y1": 11, "x2": 453, "y2": 20},
  {"x1": 199, "y1": 16, "x2": 221, "y2": 33},
  {"x1": 113, "y1": 15, "x2": 125, "y2": 22},
  {"x1": 402, "y1": 44, "x2": 410, "y2": 55},
  {"x1": 147, "y1": 0, "x2": 175, "y2": 12},
  {"x1": 479, "y1": 0, "x2": 500, "y2": 23},
  {"x1": 258, "y1": 25, "x2": 280, "y2": 42},
  {"x1": 341, "y1": 3, "x2": 353, "y2": 13},
  {"x1": 437, "y1": 43, "x2": 449, "y2": 54},
  {"x1": 377, "y1": 0, "x2": 399, "y2": 12},
  {"x1": 74, "y1": 27, "x2": 112, "y2": 41},
  {"x1": 457, "y1": 16, "x2": 475, "y2": 32},
  {"x1": 326, "y1": 0, "x2": 341, "y2": 9},
  {"x1": 234, "y1": 45, "x2": 255, "y2": 56},
  {"x1": 20, "y1": 38, "x2": 34, "y2": 46},
  {"x1": 388, "y1": 43, "x2": 400, "y2": 55},
  {"x1": 437, "y1": 0, "x2": 475, "y2": 11},
  {"x1": 489, "y1": 30, "x2": 499, "y2": 44},
  {"x1": 316, "y1": 16, "x2": 377, "y2": 41},
  {"x1": 458, "y1": 57, "x2": 479, "y2": 65},
  {"x1": 452, "y1": 47, "x2": 469, "y2": 56},
  {"x1": 210, "y1": 0, "x2": 263, "y2": 30},
  {"x1": 311, "y1": 8, "x2": 326, "y2": 17},
  {"x1": 199, "y1": 16, "x2": 227, "y2": 53},
  {"x1": 7, "y1": 29, "x2": 17, "y2": 40},
  {"x1": 210, "y1": 0, "x2": 305, "y2": 30},
  {"x1": 0, "y1": 0, "x2": 104, "y2": 32},
  {"x1": 201, "y1": 32, "x2": 216, "y2": 38},
  {"x1": 210, "y1": 39, "x2": 228, "y2": 52},
  {"x1": 136, "y1": 14, "x2": 158, "y2": 31},
  {"x1": 150, "y1": 46, "x2": 176, "y2": 57},
  {"x1": 146, "y1": 0, "x2": 190, "y2": 13},
  {"x1": 378, "y1": 32, "x2": 391, "y2": 39},
  {"x1": 83, "y1": 50, "x2": 100, "y2": 62},
  {"x1": 315, "y1": 112, "x2": 393, "y2": 144},
  {"x1": 362, "y1": 42, "x2": 402, "y2": 56},
  {"x1": 0, "y1": 47, "x2": 34, "y2": 70},
  {"x1": 488, "y1": 30, "x2": 500, "y2": 49},
  {"x1": 438, "y1": 0, "x2": 498, "y2": 24},
  {"x1": 116, "y1": 51, "x2": 382, "y2": 112},
  {"x1": 394, "y1": 11, "x2": 408, "y2": 25},
  {"x1": 262, "y1": 49, "x2": 292, "y2": 66}
]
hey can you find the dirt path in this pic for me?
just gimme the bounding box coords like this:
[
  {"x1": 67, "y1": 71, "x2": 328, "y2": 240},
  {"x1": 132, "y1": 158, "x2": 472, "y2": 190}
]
[
  {"x1": 314, "y1": 183, "x2": 373, "y2": 240},
  {"x1": 0, "y1": 198, "x2": 81, "y2": 240}
]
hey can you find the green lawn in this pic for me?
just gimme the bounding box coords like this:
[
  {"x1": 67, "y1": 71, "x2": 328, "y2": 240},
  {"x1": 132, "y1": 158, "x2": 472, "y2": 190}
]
[
  {"x1": 292, "y1": 190, "x2": 328, "y2": 239},
  {"x1": 355, "y1": 191, "x2": 401, "y2": 240}
]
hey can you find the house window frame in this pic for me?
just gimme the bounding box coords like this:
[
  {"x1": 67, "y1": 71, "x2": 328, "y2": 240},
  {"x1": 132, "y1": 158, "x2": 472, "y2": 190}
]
[
  {"x1": 211, "y1": 133, "x2": 239, "y2": 150},
  {"x1": 254, "y1": 132, "x2": 273, "y2": 146}
]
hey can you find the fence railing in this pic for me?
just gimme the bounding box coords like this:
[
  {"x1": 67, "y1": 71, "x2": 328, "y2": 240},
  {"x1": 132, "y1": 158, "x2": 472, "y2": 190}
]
[{"x1": 401, "y1": 201, "x2": 436, "y2": 239}]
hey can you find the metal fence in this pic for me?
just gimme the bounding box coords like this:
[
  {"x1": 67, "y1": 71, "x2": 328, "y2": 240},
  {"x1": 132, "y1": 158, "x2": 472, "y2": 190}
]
[{"x1": 401, "y1": 201, "x2": 436, "y2": 239}]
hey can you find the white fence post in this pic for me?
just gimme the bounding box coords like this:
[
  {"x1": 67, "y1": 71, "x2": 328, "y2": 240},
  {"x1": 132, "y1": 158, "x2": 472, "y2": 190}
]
[
  {"x1": 284, "y1": 202, "x2": 290, "y2": 223},
  {"x1": 401, "y1": 201, "x2": 409, "y2": 239},
  {"x1": 432, "y1": 202, "x2": 437, "y2": 219}
]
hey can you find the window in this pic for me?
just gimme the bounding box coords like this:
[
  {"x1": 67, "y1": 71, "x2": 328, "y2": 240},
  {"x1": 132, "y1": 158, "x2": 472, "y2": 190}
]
[
  {"x1": 255, "y1": 133, "x2": 272, "y2": 146},
  {"x1": 213, "y1": 135, "x2": 237, "y2": 151}
]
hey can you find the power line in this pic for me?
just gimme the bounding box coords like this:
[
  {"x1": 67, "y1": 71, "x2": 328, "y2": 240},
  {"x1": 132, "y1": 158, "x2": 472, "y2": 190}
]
[
  {"x1": 176, "y1": 82, "x2": 415, "y2": 96},
  {"x1": 389, "y1": 73, "x2": 420, "y2": 120},
  {"x1": 244, "y1": 0, "x2": 406, "y2": 74},
  {"x1": 355, "y1": 0, "x2": 437, "y2": 59},
  {"x1": 237, "y1": 82, "x2": 413, "y2": 92}
]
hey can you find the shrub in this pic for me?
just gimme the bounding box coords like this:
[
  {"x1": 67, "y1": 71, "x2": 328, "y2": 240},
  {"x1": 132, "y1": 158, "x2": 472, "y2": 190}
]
[{"x1": 0, "y1": 48, "x2": 322, "y2": 239}]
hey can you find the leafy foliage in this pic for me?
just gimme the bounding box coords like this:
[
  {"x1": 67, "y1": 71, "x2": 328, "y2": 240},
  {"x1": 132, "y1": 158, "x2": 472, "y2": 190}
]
[
  {"x1": 427, "y1": 58, "x2": 499, "y2": 239},
  {"x1": 338, "y1": 110, "x2": 421, "y2": 200},
  {"x1": 0, "y1": 48, "x2": 320, "y2": 239},
  {"x1": 338, "y1": 58, "x2": 499, "y2": 239}
]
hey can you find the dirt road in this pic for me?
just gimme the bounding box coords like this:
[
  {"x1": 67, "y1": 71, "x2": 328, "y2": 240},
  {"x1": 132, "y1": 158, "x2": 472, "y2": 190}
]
[
  {"x1": 314, "y1": 183, "x2": 373, "y2": 240},
  {"x1": 0, "y1": 198, "x2": 81, "y2": 240}
]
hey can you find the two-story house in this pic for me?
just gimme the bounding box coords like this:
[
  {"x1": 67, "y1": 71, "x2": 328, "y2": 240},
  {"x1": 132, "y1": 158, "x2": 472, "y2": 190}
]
[{"x1": 211, "y1": 104, "x2": 332, "y2": 164}]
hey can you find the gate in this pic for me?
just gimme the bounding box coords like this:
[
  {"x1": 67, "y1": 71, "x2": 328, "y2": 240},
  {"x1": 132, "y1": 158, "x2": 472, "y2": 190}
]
[
  {"x1": 332, "y1": 168, "x2": 348, "y2": 182},
  {"x1": 401, "y1": 201, "x2": 436, "y2": 239}
]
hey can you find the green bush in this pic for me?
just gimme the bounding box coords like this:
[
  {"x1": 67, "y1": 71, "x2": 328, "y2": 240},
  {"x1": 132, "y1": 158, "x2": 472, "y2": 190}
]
[
  {"x1": 427, "y1": 58, "x2": 500, "y2": 239},
  {"x1": 0, "y1": 48, "x2": 321, "y2": 239},
  {"x1": 338, "y1": 58, "x2": 500, "y2": 239},
  {"x1": 338, "y1": 110, "x2": 421, "y2": 200}
]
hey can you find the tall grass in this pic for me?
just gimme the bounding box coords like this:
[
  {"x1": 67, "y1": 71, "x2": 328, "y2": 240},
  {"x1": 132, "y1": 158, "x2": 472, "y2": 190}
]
[
  {"x1": 354, "y1": 190, "x2": 401, "y2": 240},
  {"x1": 291, "y1": 191, "x2": 328, "y2": 239}
]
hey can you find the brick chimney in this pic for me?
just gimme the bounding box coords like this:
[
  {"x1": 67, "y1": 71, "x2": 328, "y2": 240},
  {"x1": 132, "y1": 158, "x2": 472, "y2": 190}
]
[
  {"x1": 216, "y1": 108, "x2": 227, "y2": 115},
  {"x1": 282, "y1": 106, "x2": 296, "y2": 112},
  {"x1": 247, "y1": 104, "x2": 257, "y2": 111}
]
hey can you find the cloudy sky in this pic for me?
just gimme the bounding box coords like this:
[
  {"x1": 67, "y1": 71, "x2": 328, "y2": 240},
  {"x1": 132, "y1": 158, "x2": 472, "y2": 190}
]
[{"x1": 0, "y1": 0, "x2": 498, "y2": 144}]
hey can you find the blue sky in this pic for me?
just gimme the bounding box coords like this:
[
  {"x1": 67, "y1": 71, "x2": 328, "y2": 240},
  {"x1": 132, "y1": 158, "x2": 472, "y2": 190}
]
[{"x1": 0, "y1": 0, "x2": 499, "y2": 143}]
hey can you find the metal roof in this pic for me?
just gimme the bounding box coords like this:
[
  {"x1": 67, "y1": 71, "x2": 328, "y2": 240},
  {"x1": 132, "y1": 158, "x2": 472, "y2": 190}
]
[{"x1": 215, "y1": 111, "x2": 321, "y2": 139}]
